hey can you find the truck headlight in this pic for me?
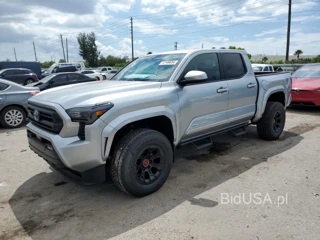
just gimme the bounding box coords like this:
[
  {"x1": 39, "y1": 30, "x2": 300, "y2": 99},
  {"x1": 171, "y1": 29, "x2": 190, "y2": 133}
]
[{"x1": 66, "y1": 102, "x2": 114, "y2": 124}]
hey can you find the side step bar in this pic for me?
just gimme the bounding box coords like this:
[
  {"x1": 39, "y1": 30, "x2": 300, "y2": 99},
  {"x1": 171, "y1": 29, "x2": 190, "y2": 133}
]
[
  {"x1": 193, "y1": 137, "x2": 213, "y2": 150},
  {"x1": 231, "y1": 126, "x2": 248, "y2": 137}
]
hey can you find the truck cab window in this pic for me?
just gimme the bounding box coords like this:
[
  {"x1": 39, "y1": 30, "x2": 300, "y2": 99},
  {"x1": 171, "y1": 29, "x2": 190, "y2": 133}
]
[
  {"x1": 182, "y1": 53, "x2": 220, "y2": 81},
  {"x1": 222, "y1": 53, "x2": 246, "y2": 79}
]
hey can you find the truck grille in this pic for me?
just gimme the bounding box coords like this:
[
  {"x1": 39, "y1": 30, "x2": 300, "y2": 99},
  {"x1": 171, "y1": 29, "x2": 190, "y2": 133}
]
[{"x1": 28, "y1": 103, "x2": 63, "y2": 134}]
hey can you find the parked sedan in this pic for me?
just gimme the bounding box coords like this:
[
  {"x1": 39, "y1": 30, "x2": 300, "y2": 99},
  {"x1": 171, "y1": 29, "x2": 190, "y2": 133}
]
[
  {"x1": 27, "y1": 72, "x2": 97, "y2": 91},
  {"x1": 291, "y1": 63, "x2": 320, "y2": 106},
  {"x1": 80, "y1": 70, "x2": 104, "y2": 80},
  {"x1": 0, "y1": 79, "x2": 39, "y2": 128},
  {"x1": 0, "y1": 68, "x2": 38, "y2": 85}
]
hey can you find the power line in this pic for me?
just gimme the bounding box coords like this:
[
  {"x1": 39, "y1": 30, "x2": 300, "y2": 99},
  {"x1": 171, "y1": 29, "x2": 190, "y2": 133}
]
[{"x1": 134, "y1": 0, "x2": 286, "y2": 32}]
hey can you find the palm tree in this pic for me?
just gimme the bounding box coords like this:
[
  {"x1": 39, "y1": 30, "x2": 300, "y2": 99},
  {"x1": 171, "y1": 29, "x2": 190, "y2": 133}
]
[{"x1": 294, "y1": 50, "x2": 303, "y2": 59}]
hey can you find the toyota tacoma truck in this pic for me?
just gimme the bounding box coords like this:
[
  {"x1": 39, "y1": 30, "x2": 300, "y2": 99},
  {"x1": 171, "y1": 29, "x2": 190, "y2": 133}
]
[{"x1": 26, "y1": 49, "x2": 292, "y2": 197}]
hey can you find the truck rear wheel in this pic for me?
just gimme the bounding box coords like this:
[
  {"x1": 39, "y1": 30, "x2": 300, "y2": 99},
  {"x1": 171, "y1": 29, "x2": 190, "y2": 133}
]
[
  {"x1": 110, "y1": 128, "x2": 173, "y2": 197},
  {"x1": 257, "y1": 101, "x2": 286, "y2": 140}
]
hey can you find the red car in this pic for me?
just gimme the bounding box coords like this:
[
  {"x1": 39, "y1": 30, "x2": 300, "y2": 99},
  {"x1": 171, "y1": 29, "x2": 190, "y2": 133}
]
[{"x1": 291, "y1": 64, "x2": 320, "y2": 106}]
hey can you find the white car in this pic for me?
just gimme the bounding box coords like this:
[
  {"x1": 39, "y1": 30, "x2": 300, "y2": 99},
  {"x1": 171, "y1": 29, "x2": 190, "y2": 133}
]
[
  {"x1": 97, "y1": 66, "x2": 114, "y2": 73},
  {"x1": 252, "y1": 64, "x2": 274, "y2": 72},
  {"x1": 80, "y1": 70, "x2": 104, "y2": 80},
  {"x1": 105, "y1": 70, "x2": 118, "y2": 79}
]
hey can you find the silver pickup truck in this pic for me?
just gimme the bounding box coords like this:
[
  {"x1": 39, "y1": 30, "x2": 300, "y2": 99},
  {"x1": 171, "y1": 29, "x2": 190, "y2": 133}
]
[{"x1": 26, "y1": 50, "x2": 292, "y2": 197}]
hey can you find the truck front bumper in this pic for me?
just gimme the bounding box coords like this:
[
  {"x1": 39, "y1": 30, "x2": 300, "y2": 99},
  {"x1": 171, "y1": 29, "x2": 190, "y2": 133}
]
[{"x1": 27, "y1": 122, "x2": 107, "y2": 183}]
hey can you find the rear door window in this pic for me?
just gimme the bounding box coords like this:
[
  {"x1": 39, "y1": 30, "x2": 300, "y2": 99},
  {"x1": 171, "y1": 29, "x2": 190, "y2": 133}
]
[
  {"x1": 269, "y1": 66, "x2": 273, "y2": 71},
  {"x1": 263, "y1": 66, "x2": 269, "y2": 71},
  {"x1": 68, "y1": 73, "x2": 82, "y2": 82},
  {"x1": 0, "y1": 82, "x2": 9, "y2": 90},
  {"x1": 51, "y1": 74, "x2": 68, "y2": 86},
  {"x1": 3, "y1": 70, "x2": 15, "y2": 76},
  {"x1": 222, "y1": 53, "x2": 247, "y2": 79}
]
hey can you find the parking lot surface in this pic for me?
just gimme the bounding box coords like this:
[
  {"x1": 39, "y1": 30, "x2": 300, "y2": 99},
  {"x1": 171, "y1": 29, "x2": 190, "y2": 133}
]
[{"x1": 0, "y1": 107, "x2": 320, "y2": 240}]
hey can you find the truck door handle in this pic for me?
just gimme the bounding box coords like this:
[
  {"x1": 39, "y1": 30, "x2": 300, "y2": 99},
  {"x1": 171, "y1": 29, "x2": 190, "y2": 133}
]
[
  {"x1": 217, "y1": 87, "x2": 228, "y2": 93},
  {"x1": 247, "y1": 83, "x2": 257, "y2": 88}
]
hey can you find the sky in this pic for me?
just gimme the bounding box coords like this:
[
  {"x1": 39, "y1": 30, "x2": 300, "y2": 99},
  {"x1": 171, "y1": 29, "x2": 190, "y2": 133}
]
[{"x1": 0, "y1": 0, "x2": 319, "y2": 62}]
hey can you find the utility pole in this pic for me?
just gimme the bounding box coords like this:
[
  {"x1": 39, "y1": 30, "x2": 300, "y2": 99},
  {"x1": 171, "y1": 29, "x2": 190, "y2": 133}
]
[
  {"x1": 174, "y1": 42, "x2": 178, "y2": 50},
  {"x1": 13, "y1": 48, "x2": 17, "y2": 61},
  {"x1": 60, "y1": 34, "x2": 66, "y2": 62},
  {"x1": 33, "y1": 42, "x2": 38, "y2": 62},
  {"x1": 130, "y1": 17, "x2": 134, "y2": 61},
  {"x1": 66, "y1": 38, "x2": 69, "y2": 62},
  {"x1": 285, "y1": 0, "x2": 292, "y2": 63},
  {"x1": 202, "y1": 43, "x2": 204, "y2": 49}
]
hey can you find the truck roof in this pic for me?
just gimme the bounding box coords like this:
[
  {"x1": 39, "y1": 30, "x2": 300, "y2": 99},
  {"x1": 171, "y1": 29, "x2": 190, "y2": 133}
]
[{"x1": 151, "y1": 49, "x2": 247, "y2": 55}]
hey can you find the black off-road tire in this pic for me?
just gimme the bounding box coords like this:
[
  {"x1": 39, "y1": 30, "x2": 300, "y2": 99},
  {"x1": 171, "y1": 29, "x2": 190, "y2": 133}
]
[
  {"x1": 257, "y1": 101, "x2": 286, "y2": 140},
  {"x1": 110, "y1": 128, "x2": 173, "y2": 197}
]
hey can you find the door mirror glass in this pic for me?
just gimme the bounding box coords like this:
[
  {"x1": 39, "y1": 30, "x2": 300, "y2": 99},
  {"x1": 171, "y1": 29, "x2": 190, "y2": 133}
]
[{"x1": 180, "y1": 70, "x2": 208, "y2": 84}]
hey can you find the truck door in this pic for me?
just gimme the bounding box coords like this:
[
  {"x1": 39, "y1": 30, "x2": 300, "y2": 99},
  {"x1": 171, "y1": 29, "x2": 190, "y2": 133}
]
[
  {"x1": 221, "y1": 52, "x2": 258, "y2": 126},
  {"x1": 177, "y1": 52, "x2": 229, "y2": 142}
]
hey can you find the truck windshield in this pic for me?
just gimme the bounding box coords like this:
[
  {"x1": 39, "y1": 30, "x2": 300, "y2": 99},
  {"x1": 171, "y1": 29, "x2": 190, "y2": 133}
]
[
  {"x1": 112, "y1": 54, "x2": 186, "y2": 81},
  {"x1": 292, "y1": 65, "x2": 320, "y2": 78}
]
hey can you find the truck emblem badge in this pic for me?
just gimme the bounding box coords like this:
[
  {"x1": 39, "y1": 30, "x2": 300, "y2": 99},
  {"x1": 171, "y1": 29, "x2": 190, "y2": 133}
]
[{"x1": 34, "y1": 110, "x2": 40, "y2": 122}]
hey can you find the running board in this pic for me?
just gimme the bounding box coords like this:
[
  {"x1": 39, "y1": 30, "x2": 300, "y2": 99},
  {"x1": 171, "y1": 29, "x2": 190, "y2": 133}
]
[
  {"x1": 178, "y1": 122, "x2": 250, "y2": 147},
  {"x1": 231, "y1": 126, "x2": 248, "y2": 137},
  {"x1": 192, "y1": 137, "x2": 213, "y2": 150}
]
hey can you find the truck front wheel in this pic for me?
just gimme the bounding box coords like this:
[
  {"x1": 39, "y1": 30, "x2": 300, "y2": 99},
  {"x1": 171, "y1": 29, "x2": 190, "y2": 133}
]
[
  {"x1": 110, "y1": 128, "x2": 173, "y2": 197},
  {"x1": 257, "y1": 101, "x2": 286, "y2": 140}
]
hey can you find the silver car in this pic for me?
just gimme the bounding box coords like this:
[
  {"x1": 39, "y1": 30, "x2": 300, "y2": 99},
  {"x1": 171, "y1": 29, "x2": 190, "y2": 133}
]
[{"x1": 0, "y1": 79, "x2": 39, "y2": 128}]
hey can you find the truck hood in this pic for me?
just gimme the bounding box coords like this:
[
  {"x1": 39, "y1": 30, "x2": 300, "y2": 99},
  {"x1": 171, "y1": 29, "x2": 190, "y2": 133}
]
[
  {"x1": 29, "y1": 80, "x2": 162, "y2": 109},
  {"x1": 292, "y1": 78, "x2": 320, "y2": 90}
]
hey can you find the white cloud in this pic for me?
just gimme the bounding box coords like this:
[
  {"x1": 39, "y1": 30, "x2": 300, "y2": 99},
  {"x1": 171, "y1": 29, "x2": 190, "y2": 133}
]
[
  {"x1": 212, "y1": 37, "x2": 229, "y2": 42},
  {"x1": 187, "y1": 31, "x2": 320, "y2": 55},
  {"x1": 99, "y1": 0, "x2": 135, "y2": 12},
  {"x1": 134, "y1": 20, "x2": 178, "y2": 35},
  {"x1": 96, "y1": 38, "x2": 147, "y2": 57},
  {"x1": 141, "y1": 0, "x2": 177, "y2": 13}
]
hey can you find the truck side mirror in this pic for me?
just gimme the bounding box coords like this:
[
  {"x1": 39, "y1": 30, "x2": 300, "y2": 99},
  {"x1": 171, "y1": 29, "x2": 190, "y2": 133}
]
[{"x1": 179, "y1": 70, "x2": 208, "y2": 85}]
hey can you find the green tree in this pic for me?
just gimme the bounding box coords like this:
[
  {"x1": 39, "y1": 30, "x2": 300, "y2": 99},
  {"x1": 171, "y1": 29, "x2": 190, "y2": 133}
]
[
  {"x1": 115, "y1": 62, "x2": 127, "y2": 68},
  {"x1": 40, "y1": 61, "x2": 55, "y2": 68},
  {"x1": 311, "y1": 55, "x2": 320, "y2": 63},
  {"x1": 147, "y1": 52, "x2": 152, "y2": 55},
  {"x1": 220, "y1": 47, "x2": 226, "y2": 49},
  {"x1": 294, "y1": 49, "x2": 303, "y2": 59},
  {"x1": 59, "y1": 59, "x2": 66, "y2": 63},
  {"x1": 228, "y1": 46, "x2": 236, "y2": 49},
  {"x1": 247, "y1": 53, "x2": 252, "y2": 60},
  {"x1": 77, "y1": 32, "x2": 100, "y2": 67},
  {"x1": 262, "y1": 57, "x2": 268, "y2": 63},
  {"x1": 99, "y1": 55, "x2": 126, "y2": 67}
]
